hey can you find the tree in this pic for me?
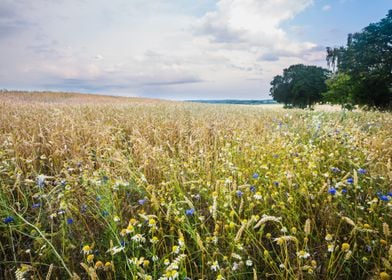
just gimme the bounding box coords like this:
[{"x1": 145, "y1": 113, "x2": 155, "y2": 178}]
[
  {"x1": 326, "y1": 10, "x2": 392, "y2": 109},
  {"x1": 323, "y1": 73, "x2": 355, "y2": 110},
  {"x1": 270, "y1": 64, "x2": 330, "y2": 109}
]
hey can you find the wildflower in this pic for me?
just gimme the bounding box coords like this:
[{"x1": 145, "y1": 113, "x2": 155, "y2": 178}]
[
  {"x1": 150, "y1": 236, "x2": 159, "y2": 244},
  {"x1": 274, "y1": 181, "x2": 279, "y2": 187},
  {"x1": 246, "y1": 259, "x2": 253, "y2": 266},
  {"x1": 95, "y1": 261, "x2": 104, "y2": 269},
  {"x1": 37, "y1": 175, "x2": 45, "y2": 188},
  {"x1": 113, "y1": 215, "x2": 120, "y2": 222},
  {"x1": 254, "y1": 192, "x2": 262, "y2": 200},
  {"x1": 341, "y1": 243, "x2": 350, "y2": 252},
  {"x1": 331, "y1": 167, "x2": 340, "y2": 173},
  {"x1": 280, "y1": 227, "x2": 288, "y2": 233},
  {"x1": 380, "y1": 272, "x2": 390, "y2": 280},
  {"x1": 138, "y1": 199, "x2": 147, "y2": 205},
  {"x1": 82, "y1": 245, "x2": 91, "y2": 254},
  {"x1": 341, "y1": 188, "x2": 347, "y2": 194},
  {"x1": 211, "y1": 261, "x2": 220, "y2": 272},
  {"x1": 172, "y1": 245, "x2": 180, "y2": 254},
  {"x1": 252, "y1": 173, "x2": 259, "y2": 179},
  {"x1": 32, "y1": 203, "x2": 41, "y2": 209},
  {"x1": 143, "y1": 259, "x2": 150, "y2": 268},
  {"x1": 232, "y1": 262, "x2": 239, "y2": 271},
  {"x1": 87, "y1": 254, "x2": 94, "y2": 263},
  {"x1": 106, "y1": 246, "x2": 124, "y2": 255},
  {"x1": 101, "y1": 210, "x2": 109, "y2": 217},
  {"x1": 104, "y1": 262, "x2": 112, "y2": 271},
  {"x1": 347, "y1": 177, "x2": 354, "y2": 184},
  {"x1": 96, "y1": 195, "x2": 102, "y2": 201},
  {"x1": 328, "y1": 187, "x2": 336, "y2": 195},
  {"x1": 379, "y1": 195, "x2": 390, "y2": 202},
  {"x1": 131, "y1": 234, "x2": 146, "y2": 243},
  {"x1": 325, "y1": 233, "x2": 333, "y2": 241},
  {"x1": 148, "y1": 218, "x2": 157, "y2": 227},
  {"x1": 185, "y1": 208, "x2": 195, "y2": 216},
  {"x1": 164, "y1": 259, "x2": 170, "y2": 265},
  {"x1": 358, "y1": 168, "x2": 366, "y2": 175},
  {"x1": 249, "y1": 186, "x2": 256, "y2": 193},
  {"x1": 296, "y1": 250, "x2": 310, "y2": 259},
  {"x1": 3, "y1": 216, "x2": 15, "y2": 224},
  {"x1": 80, "y1": 204, "x2": 88, "y2": 213},
  {"x1": 291, "y1": 227, "x2": 297, "y2": 234},
  {"x1": 236, "y1": 190, "x2": 243, "y2": 197},
  {"x1": 67, "y1": 218, "x2": 74, "y2": 225},
  {"x1": 126, "y1": 224, "x2": 134, "y2": 234},
  {"x1": 327, "y1": 244, "x2": 334, "y2": 252}
]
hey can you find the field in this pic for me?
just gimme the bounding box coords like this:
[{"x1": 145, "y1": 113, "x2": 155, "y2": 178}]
[{"x1": 0, "y1": 91, "x2": 392, "y2": 279}]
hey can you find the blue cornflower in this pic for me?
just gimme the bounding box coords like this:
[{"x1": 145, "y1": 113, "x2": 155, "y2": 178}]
[
  {"x1": 249, "y1": 186, "x2": 256, "y2": 192},
  {"x1": 138, "y1": 199, "x2": 147, "y2": 205},
  {"x1": 358, "y1": 168, "x2": 366, "y2": 175},
  {"x1": 347, "y1": 177, "x2": 354, "y2": 184},
  {"x1": 120, "y1": 241, "x2": 126, "y2": 247},
  {"x1": 37, "y1": 175, "x2": 45, "y2": 188},
  {"x1": 331, "y1": 167, "x2": 340, "y2": 173},
  {"x1": 96, "y1": 195, "x2": 102, "y2": 202},
  {"x1": 102, "y1": 176, "x2": 109, "y2": 183},
  {"x1": 60, "y1": 180, "x2": 67, "y2": 187},
  {"x1": 101, "y1": 210, "x2": 109, "y2": 217},
  {"x1": 341, "y1": 188, "x2": 347, "y2": 194},
  {"x1": 274, "y1": 181, "x2": 279, "y2": 187},
  {"x1": 185, "y1": 208, "x2": 195, "y2": 216},
  {"x1": 388, "y1": 192, "x2": 392, "y2": 197},
  {"x1": 67, "y1": 218, "x2": 74, "y2": 225},
  {"x1": 32, "y1": 203, "x2": 41, "y2": 209},
  {"x1": 81, "y1": 204, "x2": 88, "y2": 213},
  {"x1": 236, "y1": 190, "x2": 243, "y2": 197},
  {"x1": 252, "y1": 173, "x2": 259, "y2": 179},
  {"x1": 328, "y1": 187, "x2": 337, "y2": 195},
  {"x1": 379, "y1": 195, "x2": 390, "y2": 202},
  {"x1": 3, "y1": 216, "x2": 14, "y2": 224}
]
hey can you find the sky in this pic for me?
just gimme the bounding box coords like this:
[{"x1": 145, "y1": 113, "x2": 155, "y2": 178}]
[{"x1": 0, "y1": 0, "x2": 390, "y2": 100}]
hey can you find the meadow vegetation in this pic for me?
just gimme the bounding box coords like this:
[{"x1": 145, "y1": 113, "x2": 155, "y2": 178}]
[{"x1": 0, "y1": 92, "x2": 391, "y2": 279}]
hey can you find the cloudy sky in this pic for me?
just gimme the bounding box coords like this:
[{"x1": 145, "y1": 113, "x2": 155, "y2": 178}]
[{"x1": 0, "y1": 0, "x2": 390, "y2": 100}]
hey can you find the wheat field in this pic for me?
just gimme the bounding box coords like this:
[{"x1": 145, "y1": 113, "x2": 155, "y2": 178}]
[{"x1": 0, "y1": 91, "x2": 391, "y2": 279}]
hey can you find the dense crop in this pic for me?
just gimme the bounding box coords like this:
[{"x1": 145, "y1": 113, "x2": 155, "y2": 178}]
[{"x1": 0, "y1": 92, "x2": 391, "y2": 279}]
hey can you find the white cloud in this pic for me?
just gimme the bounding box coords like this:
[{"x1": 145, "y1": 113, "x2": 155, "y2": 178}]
[
  {"x1": 0, "y1": 0, "x2": 325, "y2": 99},
  {"x1": 322, "y1": 5, "x2": 332, "y2": 11}
]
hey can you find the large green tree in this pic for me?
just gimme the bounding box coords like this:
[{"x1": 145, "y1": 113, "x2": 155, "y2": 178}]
[
  {"x1": 270, "y1": 64, "x2": 330, "y2": 109},
  {"x1": 326, "y1": 10, "x2": 392, "y2": 109}
]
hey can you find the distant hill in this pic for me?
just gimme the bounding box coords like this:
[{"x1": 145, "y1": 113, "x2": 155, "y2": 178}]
[
  {"x1": 187, "y1": 99, "x2": 277, "y2": 105},
  {"x1": 0, "y1": 90, "x2": 167, "y2": 104}
]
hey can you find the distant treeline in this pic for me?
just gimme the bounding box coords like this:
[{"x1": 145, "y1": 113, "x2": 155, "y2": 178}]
[{"x1": 188, "y1": 99, "x2": 277, "y2": 105}]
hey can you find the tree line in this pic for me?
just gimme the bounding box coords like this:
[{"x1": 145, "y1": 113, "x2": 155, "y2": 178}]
[{"x1": 270, "y1": 10, "x2": 391, "y2": 110}]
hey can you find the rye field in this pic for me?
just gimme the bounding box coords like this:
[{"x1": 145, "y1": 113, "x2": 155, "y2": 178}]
[{"x1": 0, "y1": 92, "x2": 392, "y2": 280}]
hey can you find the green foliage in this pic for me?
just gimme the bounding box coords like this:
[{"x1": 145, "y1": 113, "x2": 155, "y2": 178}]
[
  {"x1": 324, "y1": 73, "x2": 355, "y2": 110},
  {"x1": 270, "y1": 64, "x2": 330, "y2": 109},
  {"x1": 326, "y1": 10, "x2": 392, "y2": 110}
]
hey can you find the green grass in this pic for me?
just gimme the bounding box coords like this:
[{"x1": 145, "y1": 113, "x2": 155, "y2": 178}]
[{"x1": 0, "y1": 92, "x2": 391, "y2": 279}]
